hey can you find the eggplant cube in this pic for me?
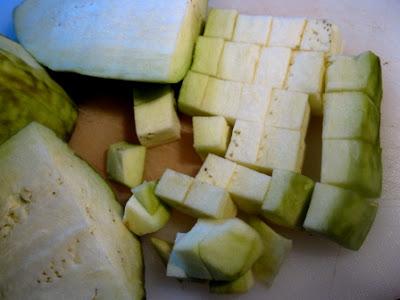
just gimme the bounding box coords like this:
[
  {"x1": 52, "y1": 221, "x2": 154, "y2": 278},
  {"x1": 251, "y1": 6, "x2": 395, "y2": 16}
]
[
  {"x1": 134, "y1": 87, "x2": 181, "y2": 147},
  {"x1": 178, "y1": 71, "x2": 209, "y2": 116},
  {"x1": 193, "y1": 116, "x2": 231, "y2": 159},
  {"x1": 198, "y1": 218, "x2": 263, "y2": 281},
  {"x1": 256, "y1": 127, "x2": 304, "y2": 174},
  {"x1": 286, "y1": 51, "x2": 326, "y2": 115},
  {"x1": 303, "y1": 183, "x2": 378, "y2": 250},
  {"x1": 192, "y1": 36, "x2": 225, "y2": 76},
  {"x1": 325, "y1": 51, "x2": 382, "y2": 108},
  {"x1": 195, "y1": 154, "x2": 236, "y2": 189},
  {"x1": 265, "y1": 89, "x2": 310, "y2": 134},
  {"x1": 233, "y1": 15, "x2": 272, "y2": 45},
  {"x1": 204, "y1": 8, "x2": 238, "y2": 40},
  {"x1": 254, "y1": 47, "x2": 292, "y2": 88},
  {"x1": 237, "y1": 84, "x2": 272, "y2": 123},
  {"x1": 268, "y1": 17, "x2": 306, "y2": 48},
  {"x1": 227, "y1": 165, "x2": 272, "y2": 214},
  {"x1": 123, "y1": 194, "x2": 170, "y2": 236},
  {"x1": 155, "y1": 169, "x2": 194, "y2": 207},
  {"x1": 202, "y1": 77, "x2": 243, "y2": 124},
  {"x1": 184, "y1": 180, "x2": 237, "y2": 219},
  {"x1": 322, "y1": 92, "x2": 380, "y2": 144},
  {"x1": 262, "y1": 169, "x2": 315, "y2": 228},
  {"x1": 106, "y1": 142, "x2": 146, "y2": 188},
  {"x1": 226, "y1": 120, "x2": 263, "y2": 168},
  {"x1": 321, "y1": 140, "x2": 382, "y2": 197},
  {"x1": 300, "y1": 19, "x2": 342, "y2": 55},
  {"x1": 217, "y1": 42, "x2": 261, "y2": 83}
]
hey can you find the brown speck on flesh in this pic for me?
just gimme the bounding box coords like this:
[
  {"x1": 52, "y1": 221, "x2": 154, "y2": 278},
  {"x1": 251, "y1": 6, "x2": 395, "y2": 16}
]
[{"x1": 37, "y1": 280, "x2": 41, "y2": 284}]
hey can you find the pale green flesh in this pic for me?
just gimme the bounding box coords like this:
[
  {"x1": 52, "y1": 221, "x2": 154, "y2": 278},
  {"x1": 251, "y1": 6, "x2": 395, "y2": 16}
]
[
  {"x1": 192, "y1": 36, "x2": 225, "y2": 76},
  {"x1": 151, "y1": 237, "x2": 173, "y2": 266},
  {"x1": 204, "y1": 8, "x2": 238, "y2": 40},
  {"x1": 323, "y1": 92, "x2": 380, "y2": 144},
  {"x1": 134, "y1": 87, "x2": 181, "y2": 147},
  {"x1": 285, "y1": 51, "x2": 325, "y2": 115},
  {"x1": 209, "y1": 270, "x2": 254, "y2": 294},
  {"x1": 167, "y1": 233, "x2": 188, "y2": 279},
  {"x1": 156, "y1": 168, "x2": 237, "y2": 220},
  {"x1": 178, "y1": 71, "x2": 210, "y2": 116},
  {"x1": 325, "y1": 51, "x2": 382, "y2": 108},
  {"x1": 173, "y1": 221, "x2": 214, "y2": 279},
  {"x1": 123, "y1": 195, "x2": 170, "y2": 236},
  {"x1": 183, "y1": 180, "x2": 237, "y2": 219},
  {"x1": 106, "y1": 142, "x2": 146, "y2": 188},
  {"x1": 246, "y1": 217, "x2": 292, "y2": 285},
  {"x1": 192, "y1": 116, "x2": 230, "y2": 159},
  {"x1": 0, "y1": 37, "x2": 77, "y2": 145},
  {"x1": 0, "y1": 123, "x2": 143, "y2": 299},
  {"x1": 262, "y1": 169, "x2": 315, "y2": 228},
  {"x1": 303, "y1": 183, "x2": 378, "y2": 250},
  {"x1": 195, "y1": 153, "x2": 236, "y2": 189},
  {"x1": 321, "y1": 140, "x2": 382, "y2": 197},
  {"x1": 227, "y1": 164, "x2": 271, "y2": 214},
  {"x1": 217, "y1": 42, "x2": 260, "y2": 84},
  {"x1": 198, "y1": 219, "x2": 263, "y2": 281},
  {"x1": 155, "y1": 169, "x2": 194, "y2": 207},
  {"x1": 15, "y1": 0, "x2": 207, "y2": 82},
  {"x1": 233, "y1": 15, "x2": 272, "y2": 45},
  {"x1": 132, "y1": 181, "x2": 160, "y2": 215},
  {"x1": 168, "y1": 219, "x2": 263, "y2": 282}
]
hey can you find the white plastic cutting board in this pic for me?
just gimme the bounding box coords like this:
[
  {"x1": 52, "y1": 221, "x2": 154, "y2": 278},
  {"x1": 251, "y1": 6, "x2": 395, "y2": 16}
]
[{"x1": 1, "y1": 1, "x2": 400, "y2": 299}]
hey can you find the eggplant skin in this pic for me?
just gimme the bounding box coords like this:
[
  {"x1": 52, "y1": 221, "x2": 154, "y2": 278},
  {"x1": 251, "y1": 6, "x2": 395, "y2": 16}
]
[
  {"x1": 0, "y1": 37, "x2": 77, "y2": 145},
  {"x1": 14, "y1": 0, "x2": 208, "y2": 83}
]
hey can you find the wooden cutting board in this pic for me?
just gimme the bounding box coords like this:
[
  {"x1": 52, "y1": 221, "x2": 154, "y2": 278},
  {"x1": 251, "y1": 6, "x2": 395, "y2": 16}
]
[{"x1": 1, "y1": 0, "x2": 400, "y2": 299}]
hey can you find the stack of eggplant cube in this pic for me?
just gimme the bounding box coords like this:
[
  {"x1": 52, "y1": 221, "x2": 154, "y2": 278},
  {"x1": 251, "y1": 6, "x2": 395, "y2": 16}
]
[{"x1": 123, "y1": 8, "x2": 382, "y2": 294}]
